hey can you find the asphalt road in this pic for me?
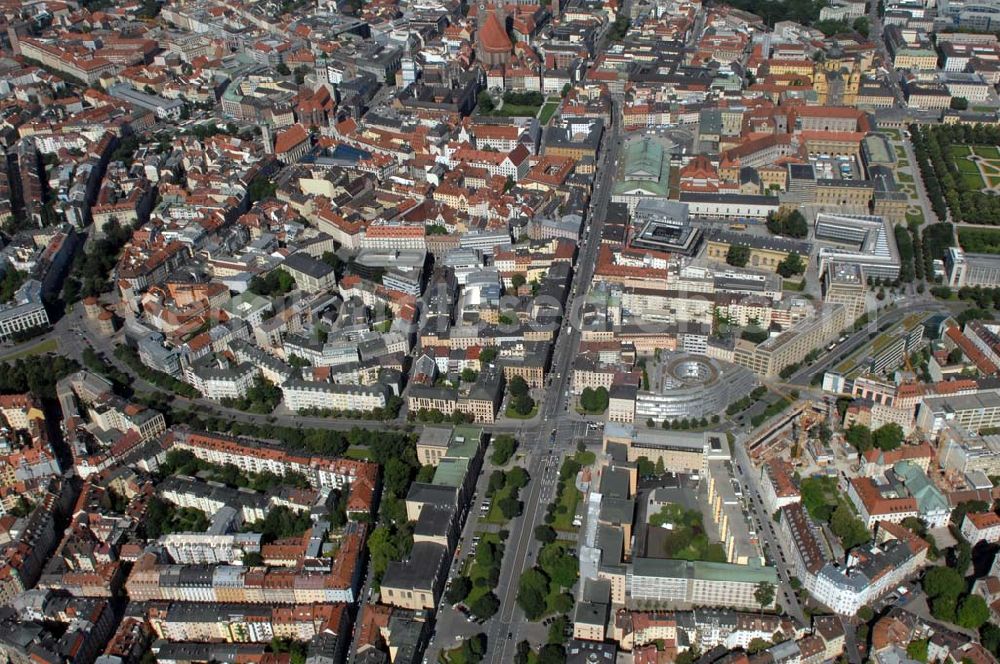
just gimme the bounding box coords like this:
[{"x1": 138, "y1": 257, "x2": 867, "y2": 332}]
[
  {"x1": 899, "y1": 134, "x2": 944, "y2": 225},
  {"x1": 416, "y1": 95, "x2": 624, "y2": 661},
  {"x1": 868, "y1": 1, "x2": 906, "y2": 108},
  {"x1": 480, "y1": 98, "x2": 624, "y2": 664},
  {"x1": 784, "y1": 300, "x2": 954, "y2": 389},
  {"x1": 730, "y1": 433, "x2": 806, "y2": 624}
]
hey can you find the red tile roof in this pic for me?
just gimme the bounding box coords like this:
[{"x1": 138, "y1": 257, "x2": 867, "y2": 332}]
[
  {"x1": 275, "y1": 124, "x2": 309, "y2": 155},
  {"x1": 479, "y1": 10, "x2": 513, "y2": 53}
]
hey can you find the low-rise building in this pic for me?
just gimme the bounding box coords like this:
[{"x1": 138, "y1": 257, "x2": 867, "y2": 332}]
[
  {"x1": 961, "y1": 511, "x2": 1000, "y2": 544},
  {"x1": 760, "y1": 458, "x2": 801, "y2": 514},
  {"x1": 627, "y1": 558, "x2": 778, "y2": 610},
  {"x1": 380, "y1": 542, "x2": 449, "y2": 611},
  {"x1": 847, "y1": 477, "x2": 919, "y2": 529},
  {"x1": 281, "y1": 253, "x2": 337, "y2": 293}
]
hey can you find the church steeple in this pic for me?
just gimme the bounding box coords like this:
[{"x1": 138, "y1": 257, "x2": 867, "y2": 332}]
[{"x1": 476, "y1": 1, "x2": 513, "y2": 66}]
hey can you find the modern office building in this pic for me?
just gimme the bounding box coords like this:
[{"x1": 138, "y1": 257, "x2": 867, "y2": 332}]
[
  {"x1": 734, "y1": 305, "x2": 847, "y2": 377},
  {"x1": 938, "y1": 426, "x2": 1000, "y2": 477},
  {"x1": 945, "y1": 247, "x2": 1000, "y2": 288},
  {"x1": 814, "y1": 213, "x2": 901, "y2": 281},
  {"x1": 603, "y1": 425, "x2": 729, "y2": 472},
  {"x1": 633, "y1": 353, "x2": 757, "y2": 423},
  {"x1": 822, "y1": 262, "x2": 868, "y2": 321},
  {"x1": 629, "y1": 199, "x2": 702, "y2": 256},
  {"x1": 916, "y1": 389, "x2": 1000, "y2": 434},
  {"x1": 939, "y1": 0, "x2": 1000, "y2": 31}
]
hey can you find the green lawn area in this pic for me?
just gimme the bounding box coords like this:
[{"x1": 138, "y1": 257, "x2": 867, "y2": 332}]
[
  {"x1": 961, "y1": 169, "x2": 987, "y2": 189},
  {"x1": 974, "y1": 145, "x2": 1000, "y2": 160},
  {"x1": 800, "y1": 475, "x2": 856, "y2": 521},
  {"x1": 541, "y1": 542, "x2": 578, "y2": 614},
  {"x1": 647, "y1": 503, "x2": 727, "y2": 562},
  {"x1": 552, "y1": 474, "x2": 580, "y2": 531},
  {"x1": 954, "y1": 156, "x2": 982, "y2": 176},
  {"x1": 895, "y1": 146, "x2": 908, "y2": 160},
  {"x1": 486, "y1": 104, "x2": 541, "y2": 117},
  {"x1": 440, "y1": 646, "x2": 472, "y2": 664},
  {"x1": 881, "y1": 128, "x2": 901, "y2": 140},
  {"x1": 897, "y1": 172, "x2": 914, "y2": 183},
  {"x1": 783, "y1": 279, "x2": 805, "y2": 292},
  {"x1": 949, "y1": 145, "x2": 996, "y2": 190},
  {"x1": 953, "y1": 155, "x2": 986, "y2": 188},
  {"x1": 987, "y1": 176, "x2": 1000, "y2": 187},
  {"x1": 344, "y1": 446, "x2": 371, "y2": 460},
  {"x1": 482, "y1": 486, "x2": 513, "y2": 524},
  {"x1": 462, "y1": 532, "x2": 503, "y2": 607},
  {"x1": 549, "y1": 451, "x2": 593, "y2": 531},
  {"x1": 505, "y1": 404, "x2": 538, "y2": 420},
  {"x1": 905, "y1": 209, "x2": 925, "y2": 226},
  {"x1": 0, "y1": 337, "x2": 59, "y2": 362},
  {"x1": 538, "y1": 102, "x2": 559, "y2": 125}
]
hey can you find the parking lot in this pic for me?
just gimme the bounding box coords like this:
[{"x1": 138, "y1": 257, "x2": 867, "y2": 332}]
[{"x1": 809, "y1": 154, "x2": 862, "y2": 182}]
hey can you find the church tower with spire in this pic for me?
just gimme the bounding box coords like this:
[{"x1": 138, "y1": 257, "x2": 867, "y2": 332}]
[{"x1": 475, "y1": 0, "x2": 513, "y2": 66}]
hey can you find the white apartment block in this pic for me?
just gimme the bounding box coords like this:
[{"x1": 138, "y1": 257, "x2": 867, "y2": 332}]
[
  {"x1": 185, "y1": 363, "x2": 259, "y2": 400},
  {"x1": 0, "y1": 279, "x2": 50, "y2": 342},
  {"x1": 759, "y1": 459, "x2": 801, "y2": 515},
  {"x1": 282, "y1": 380, "x2": 389, "y2": 413},
  {"x1": 961, "y1": 512, "x2": 1000, "y2": 544},
  {"x1": 160, "y1": 533, "x2": 262, "y2": 565},
  {"x1": 87, "y1": 403, "x2": 166, "y2": 442},
  {"x1": 780, "y1": 503, "x2": 927, "y2": 615}
]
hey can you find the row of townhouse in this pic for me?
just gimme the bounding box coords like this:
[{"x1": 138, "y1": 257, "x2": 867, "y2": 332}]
[
  {"x1": 146, "y1": 602, "x2": 349, "y2": 644},
  {"x1": 126, "y1": 524, "x2": 366, "y2": 604},
  {"x1": 166, "y1": 429, "x2": 378, "y2": 514}
]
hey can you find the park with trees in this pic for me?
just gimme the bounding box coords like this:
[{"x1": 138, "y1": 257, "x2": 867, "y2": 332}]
[
  {"x1": 910, "y1": 123, "x2": 1000, "y2": 224},
  {"x1": 507, "y1": 375, "x2": 536, "y2": 417}
]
